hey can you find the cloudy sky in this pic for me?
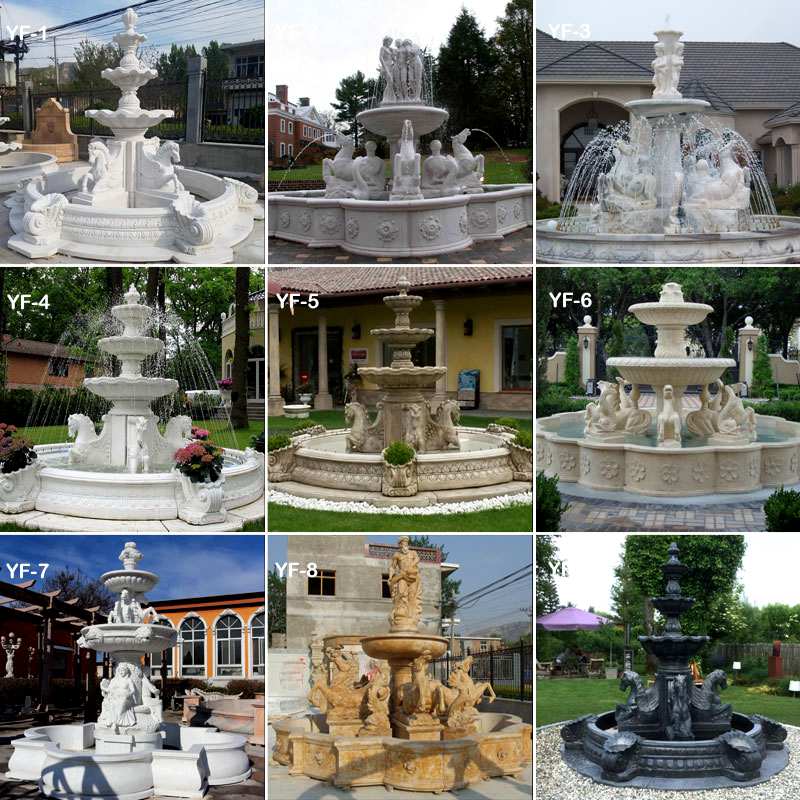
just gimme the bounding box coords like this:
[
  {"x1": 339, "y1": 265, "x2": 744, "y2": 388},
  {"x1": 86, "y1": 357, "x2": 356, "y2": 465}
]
[
  {"x1": 538, "y1": 0, "x2": 800, "y2": 43},
  {"x1": 549, "y1": 533, "x2": 800, "y2": 614},
  {"x1": 268, "y1": 0, "x2": 511, "y2": 113}
]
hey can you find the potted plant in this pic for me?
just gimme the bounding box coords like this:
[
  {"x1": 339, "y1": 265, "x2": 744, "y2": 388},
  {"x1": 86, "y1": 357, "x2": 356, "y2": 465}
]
[
  {"x1": 173, "y1": 439, "x2": 226, "y2": 524},
  {"x1": 297, "y1": 382, "x2": 313, "y2": 404},
  {"x1": 268, "y1": 434, "x2": 295, "y2": 482},
  {"x1": 508, "y1": 429, "x2": 533, "y2": 482},
  {"x1": 0, "y1": 423, "x2": 42, "y2": 513},
  {"x1": 218, "y1": 377, "x2": 233, "y2": 405},
  {"x1": 191, "y1": 426, "x2": 210, "y2": 441},
  {"x1": 381, "y1": 440, "x2": 417, "y2": 497}
]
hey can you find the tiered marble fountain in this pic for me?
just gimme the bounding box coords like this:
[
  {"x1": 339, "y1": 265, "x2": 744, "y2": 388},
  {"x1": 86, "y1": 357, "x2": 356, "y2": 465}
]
[
  {"x1": 12, "y1": 285, "x2": 263, "y2": 525},
  {"x1": 5, "y1": 8, "x2": 262, "y2": 263},
  {"x1": 537, "y1": 282, "x2": 800, "y2": 495},
  {"x1": 269, "y1": 37, "x2": 532, "y2": 257},
  {"x1": 0, "y1": 117, "x2": 58, "y2": 192},
  {"x1": 5, "y1": 541, "x2": 252, "y2": 799},
  {"x1": 561, "y1": 542, "x2": 788, "y2": 788},
  {"x1": 272, "y1": 536, "x2": 531, "y2": 791},
  {"x1": 537, "y1": 27, "x2": 800, "y2": 263},
  {"x1": 269, "y1": 278, "x2": 531, "y2": 505}
]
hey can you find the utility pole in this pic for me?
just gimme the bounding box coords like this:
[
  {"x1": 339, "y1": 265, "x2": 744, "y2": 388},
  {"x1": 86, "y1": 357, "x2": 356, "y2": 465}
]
[{"x1": 52, "y1": 35, "x2": 60, "y2": 95}]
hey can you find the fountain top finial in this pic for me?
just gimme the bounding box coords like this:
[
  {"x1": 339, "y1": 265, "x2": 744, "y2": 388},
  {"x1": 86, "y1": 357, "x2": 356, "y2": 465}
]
[
  {"x1": 122, "y1": 7, "x2": 139, "y2": 34},
  {"x1": 396, "y1": 277, "x2": 411, "y2": 296},
  {"x1": 119, "y1": 541, "x2": 143, "y2": 570},
  {"x1": 124, "y1": 284, "x2": 141, "y2": 305},
  {"x1": 659, "y1": 282, "x2": 685, "y2": 304}
]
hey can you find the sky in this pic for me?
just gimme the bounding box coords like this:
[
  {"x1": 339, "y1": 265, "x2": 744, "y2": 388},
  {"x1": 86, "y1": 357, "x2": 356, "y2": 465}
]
[
  {"x1": 549, "y1": 533, "x2": 800, "y2": 615},
  {"x1": 268, "y1": 534, "x2": 533, "y2": 636},
  {"x1": 268, "y1": 0, "x2": 511, "y2": 113},
  {"x1": 0, "y1": 535, "x2": 264, "y2": 600},
  {"x1": 537, "y1": 0, "x2": 800, "y2": 44}
]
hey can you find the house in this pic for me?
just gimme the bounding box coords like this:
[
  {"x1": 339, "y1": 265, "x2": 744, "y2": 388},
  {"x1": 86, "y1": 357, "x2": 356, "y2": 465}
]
[
  {"x1": 2, "y1": 334, "x2": 89, "y2": 390},
  {"x1": 268, "y1": 84, "x2": 338, "y2": 165},
  {"x1": 212, "y1": 40, "x2": 264, "y2": 128},
  {"x1": 220, "y1": 288, "x2": 265, "y2": 412},
  {"x1": 450, "y1": 636, "x2": 504, "y2": 657}
]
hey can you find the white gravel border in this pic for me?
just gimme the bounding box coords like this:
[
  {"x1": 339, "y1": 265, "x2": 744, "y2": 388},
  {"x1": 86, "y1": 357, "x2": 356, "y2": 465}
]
[
  {"x1": 268, "y1": 489, "x2": 532, "y2": 515},
  {"x1": 537, "y1": 723, "x2": 800, "y2": 800}
]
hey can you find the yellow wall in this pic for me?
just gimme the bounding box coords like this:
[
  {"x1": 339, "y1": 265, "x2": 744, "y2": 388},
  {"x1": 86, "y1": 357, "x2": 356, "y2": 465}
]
[{"x1": 277, "y1": 288, "x2": 532, "y2": 393}]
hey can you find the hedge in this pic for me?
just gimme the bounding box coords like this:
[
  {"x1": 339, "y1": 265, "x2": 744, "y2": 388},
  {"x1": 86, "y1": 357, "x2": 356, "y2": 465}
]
[{"x1": 0, "y1": 387, "x2": 111, "y2": 427}]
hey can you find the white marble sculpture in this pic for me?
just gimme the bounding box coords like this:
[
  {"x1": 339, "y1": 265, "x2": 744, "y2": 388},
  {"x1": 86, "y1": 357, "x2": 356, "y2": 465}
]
[
  {"x1": 651, "y1": 30, "x2": 684, "y2": 98},
  {"x1": 380, "y1": 37, "x2": 424, "y2": 104},
  {"x1": 390, "y1": 119, "x2": 422, "y2": 200},
  {"x1": 585, "y1": 380, "x2": 651, "y2": 439},
  {"x1": 597, "y1": 141, "x2": 656, "y2": 213},
  {"x1": 323, "y1": 133, "x2": 370, "y2": 200},
  {"x1": 357, "y1": 141, "x2": 386, "y2": 197},
  {"x1": 451, "y1": 129, "x2": 485, "y2": 193},
  {"x1": 657, "y1": 385, "x2": 682, "y2": 447},
  {"x1": 0, "y1": 117, "x2": 22, "y2": 154},
  {"x1": 1, "y1": 632, "x2": 21, "y2": 678},
  {"x1": 78, "y1": 140, "x2": 124, "y2": 196},
  {"x1": 421, "y1": 140, "x2": 460, "y2": 197},
  {"x1": 136, "y1": 137, "x2": 185, "y2": 195}
]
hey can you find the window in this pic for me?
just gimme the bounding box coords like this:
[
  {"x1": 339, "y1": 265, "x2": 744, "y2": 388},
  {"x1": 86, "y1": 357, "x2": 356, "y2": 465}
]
[
  {"x1": 48, "y1": 358, "x2": 69, "y2": 377},
  {"x1": 234, "y1": 54, "x2": 264, "y2": 78},
  {"x1": 381, "y1": 573, "x2": 391, "y2": 599},
  {"x1": 288, "y1": 143, "x2": 294, "y2": 157},
  {"x1": 280, "y1": 118, "x2": 285, "y2": 133},
  {"x1": 180, "y1": 617, "x2": 205, "y2": 677},
  {"x1": 150, "y1": 617, "x2": 174, "y2": 676},
  {"x1": 216, "y1": 614, "x2": 243, "y2": 676},
  {"x1": 308, "y1": 569, "x2": 335, "y2": 596},
  {"x1": 502, "y1": 325, "x2": 532, "y2": 390},
  {"x1": 280, "y1": 142, "x2": 286, "y2": 157},
  {"x1": 224, "y1": 349, "x2": 233, "y2": 379},
  {"x1": 288, "y1": 121, "x2": 294, "y2": 134},
  {"x1": 480, "y1": 640, "x2": 489, "y2": 652},
  {"x1": 251, "y1": 613, "x2": 265, "y2": 676}
]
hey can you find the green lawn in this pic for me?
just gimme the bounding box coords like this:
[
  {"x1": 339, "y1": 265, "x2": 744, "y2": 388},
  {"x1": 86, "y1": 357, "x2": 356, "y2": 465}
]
[
  {"x1": 269, "y1": 148, "x2": 532, "y2": 185},
  {"x1": 537, "y1": 678, "x2": 800, "y2": 727}
]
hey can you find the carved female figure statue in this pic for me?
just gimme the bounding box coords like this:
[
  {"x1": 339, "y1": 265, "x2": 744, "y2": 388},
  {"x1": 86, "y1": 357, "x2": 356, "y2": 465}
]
[
  {"x1": 389, "y1": 536, "x2": 422, "y2": 630},
  {"x1": 393, "y1": 39, "x2": 407, "y2": 100},
  {"x1": 651, "y1": 41, "x2": 668, "y2": 96},
  {"x1": 409, "y1": 42, "x2": 423, "y2": 101},
  {"x1": 380, "y1": 37, "x2": 397, "y2": 103},
  {"x1": 99, "y1": 664, "x2": 138, "y2": 731}
]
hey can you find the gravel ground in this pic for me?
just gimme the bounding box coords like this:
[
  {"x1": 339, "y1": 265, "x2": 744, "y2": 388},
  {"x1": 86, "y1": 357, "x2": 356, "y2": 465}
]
[{"x1": 536, "y1": 724, "x2": 800, "y2": 800}]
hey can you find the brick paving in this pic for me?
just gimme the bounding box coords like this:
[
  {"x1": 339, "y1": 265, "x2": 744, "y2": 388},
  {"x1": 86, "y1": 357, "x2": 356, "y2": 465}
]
[
  {"x1": 559, "y1": 496, "x2": 766, "y2": 532},
  {"x1": 268, "y1": 227, "x2": 533, "y2": 264}
]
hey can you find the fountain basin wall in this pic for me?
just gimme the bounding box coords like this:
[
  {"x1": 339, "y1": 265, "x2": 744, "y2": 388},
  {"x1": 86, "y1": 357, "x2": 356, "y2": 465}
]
[
  {"x1": 0, "y1": 151, "x2": 59, "y2": 192},
  {"x1": 536, "y1": 217, "x2": 800, "y2": 264},
  {"x1": 537, "y1": 411, "x2": 800, "y2": 495},
  {"x1": 268, "y1": 186, "x2": 532, "y2": 257}
]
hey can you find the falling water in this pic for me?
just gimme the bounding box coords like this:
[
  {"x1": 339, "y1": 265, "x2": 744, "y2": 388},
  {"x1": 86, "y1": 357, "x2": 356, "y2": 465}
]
[{"x1": 274, "y1": 133, "x2": 330, "y2": 191}]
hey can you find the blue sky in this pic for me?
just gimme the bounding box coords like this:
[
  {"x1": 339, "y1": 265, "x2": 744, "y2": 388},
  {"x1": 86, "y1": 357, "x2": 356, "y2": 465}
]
[
  {"x1": 267, "y1": 535, "x2": 532, "y2": 636},
  {"x1": 0, "y1": 535, "x2": 264, "y2": 600}
]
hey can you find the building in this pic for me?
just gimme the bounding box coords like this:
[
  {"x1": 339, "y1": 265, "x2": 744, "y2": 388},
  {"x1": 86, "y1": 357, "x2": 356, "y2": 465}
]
[
  {"x1": 220, "y1": 288, "x2": 265, "y2": 409},
  {"x1": 450, "y1": 636, "x2": 504, "y2": 658},
  {"x1": 3, "y1": 334, "x2": 89, "y2": 390},
  {"x1": 268, "y1": 84, "x2": 338, "y2": 164},
  {"x1": 537, "y1": 28, "x2": 800, "y2": 200},
  {"x1": 217, "y1": 40, "x2": 265, "y2": 128},
  {"x1": 268, "y1": 267, "x2": 533, "y2": 413},
  {"x1": 150, "y1": 591, "x2": 265, "y2": 684}
]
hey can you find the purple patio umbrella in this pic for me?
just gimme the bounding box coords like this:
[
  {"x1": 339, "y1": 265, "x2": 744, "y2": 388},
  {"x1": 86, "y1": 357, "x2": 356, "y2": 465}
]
[{"x1": 536, "y1": 607, "x2": 611, "y2": 631}]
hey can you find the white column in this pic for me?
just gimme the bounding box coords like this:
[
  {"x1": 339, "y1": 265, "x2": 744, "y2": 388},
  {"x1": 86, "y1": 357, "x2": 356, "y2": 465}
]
[
  {"x1": 315, "y1": 314, "x2": 333, "y2": 409},
  {"x1": 267, "y1": 305, "x2": 284, "y2": 416},
  {"x1": 433, "y1": 300, "x2": 447, "y2": 406}
]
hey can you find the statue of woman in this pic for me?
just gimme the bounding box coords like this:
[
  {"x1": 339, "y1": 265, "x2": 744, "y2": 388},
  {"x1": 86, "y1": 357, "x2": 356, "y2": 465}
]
[
  {"x1": 99, "y1": 664, "x2": 137, "y2": 731},
  {"x1": 409, "y1": 42, "x2": 423, "y2": 101},
  {"x1": 380, "y1": 37, "x2": 397, "y2": 103},
  {"x1": 389, "y1": 537, "x2": 421, "y2": 629}
]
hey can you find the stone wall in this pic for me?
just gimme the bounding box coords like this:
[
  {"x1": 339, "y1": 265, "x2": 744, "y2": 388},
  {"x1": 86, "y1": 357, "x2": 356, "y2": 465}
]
[
  {"x1": 268, "y1": 179, "x2": 325, "y2": 191},
  {"x1": 545, "y1": 351, "x2": 566, "y2": 384},
  {"x1": 769, "y1": 353, "x2": 800, "y2": 385}
]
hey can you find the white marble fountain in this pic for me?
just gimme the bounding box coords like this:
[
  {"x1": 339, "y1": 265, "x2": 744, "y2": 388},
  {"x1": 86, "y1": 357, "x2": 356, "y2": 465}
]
[
  {"x1": 269, "y1": 37, "x2": 532, "y2": 257},
  {"x1": 0, "y1": 117, "x2": 58, "y2": 192},
  {"x1": 4, "y1": 8, "x2": 262, "y2": 263},
  {"x1": 537, "y1": 283, "x2": 800, "y2": 495},
  {"x1": 5, "y1": 541, "x2": 251, "y2": 799},
  {"x1": 537, "y1": 27, "x2": 800, "y2": 263},
  {"x1": 3, "y1": 284, "x2": 263, "y2": 525}
]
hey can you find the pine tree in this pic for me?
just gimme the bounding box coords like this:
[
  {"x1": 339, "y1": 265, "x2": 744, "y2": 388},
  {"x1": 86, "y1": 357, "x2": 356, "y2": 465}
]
[
  {"x1": 564, "y1": 335, "x2": 581, "y2": 395},
  {"x1": 751, "y1": 334, "x2": 774, "y2": 397},
  {"x1": 331, "y1": 71, "x2": 377, "y2": 149}
]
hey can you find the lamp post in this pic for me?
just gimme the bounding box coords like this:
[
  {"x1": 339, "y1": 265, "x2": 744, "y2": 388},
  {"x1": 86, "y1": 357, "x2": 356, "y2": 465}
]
[{"x1": 732, "y1": 661, "x2": 741, "y2": 684}]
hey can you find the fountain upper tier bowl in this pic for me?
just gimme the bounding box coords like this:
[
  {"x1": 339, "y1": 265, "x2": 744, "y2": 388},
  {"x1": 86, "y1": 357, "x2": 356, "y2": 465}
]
[
  {"x1": 628, "y1": 299, "x2": 714, "y2": 327},
  {"x1": 356, "y1": 105, "x2": 449, "y2": 138},
  {"x1": 361, "y1": 632, "x2": 448, "y2": 661}
]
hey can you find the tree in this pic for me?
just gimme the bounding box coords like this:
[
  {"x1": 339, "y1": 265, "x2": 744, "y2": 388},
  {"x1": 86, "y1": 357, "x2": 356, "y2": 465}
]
[
  {"x1": 536, "y1": 535, "x2": 563, "y2": 616},
  {"x1": 493, "y1": 0, "x2": 533, "y2": 146},
  {"x1": 229, "y1": 267, "x2": 250, "y2": 429},
  {"x1": 70, "y1": 41, "x2": 121, "y2": 90},
  {"x1": 267, "y1": 568, "x2": 286, "y2": 646},
  {"x1": 564, "y1": 335, "x2": 581, "y2": 394},
  {"x1": 751, "y1": 334, "x2": 773, "y2": 397},
  {"x1": 408, "y1": 536, "x2": 461, "y2": 619},
  {"x1": 0, "y1": 267, "x2": 6, "y2": 389},
  {"x1": 202, "y1": 41, "x2": 230, "y2": 82},
  {"x1": 43, "y1": 567, "x2": 114, "y2": 613},
  {"x1": 331, "y1": 71, "x2": 377, "y2": 149},
  {"x1": 153, "y1": 44, "x2": 198, "y2": 82},
  {"x1": 603, "y1": 318, "x2": 625, "y2": 381},
  {"x1": 105, "y1": 268, "x2": 124, "y2": 303}
]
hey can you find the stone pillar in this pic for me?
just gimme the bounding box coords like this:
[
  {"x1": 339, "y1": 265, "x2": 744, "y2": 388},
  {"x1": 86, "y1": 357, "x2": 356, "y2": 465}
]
[
  {"x1": 577, "y1": 315, "x2": 598, "y2": 388},
  {"x1": 22, "y1": 81, "x2": 34, "y2": 136},
  {"x1": 315, "y1": 315, "x2": 333, "y2": 409},
  {"x1": 267, "y1": 305, "x2": 284, "y2": 416},
  {"x1": 433, "y1": 300, "x2": 447, "y2": 406},
  {"x1": 791, "y1": 144, "x2": 800, "y2": 187},
  {"x1": 185, "y1": 55, "x2": 206, "y2": 144},
  {"x1": 738, "y1": 315, "x2": 762, "y2": 388}
]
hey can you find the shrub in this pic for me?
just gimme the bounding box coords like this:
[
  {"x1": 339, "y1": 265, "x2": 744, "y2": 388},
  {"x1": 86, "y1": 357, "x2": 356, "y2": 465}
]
[
  {"x1": 537, "y1": 394, "x2": 591, "y2": 418},
  {"x1": 383, "y1": 440, "x2": 415, "y2": 465},
  {"x1": 764, "y1": 486, "x2": 800, "y2": 531},
  {"x1": 223, "y1": 679, "x2": 265, "y2": 698},
  {"x1": 751, "y1": 334, "x2": 774, "y2": 398},
  {"x1": 536, "y1": 194, "x2": 561, "y2": 220},
  {"x1": 250, "y1": 430, "x2": 265, "y2": 453},
  {"x1": 604, "y1": 319, "x2": 625, "y2": 382},
  {"x1": 174, "y1": 440, "x2": 225, "y2": 483},
  {"x1": 493, "y1": 417, "x2": 520, "y2": 430},
  {"x1": 189, "y1": 392, "x2": 223, "y2": 418},
  {"x1": 268, "y1": 434, "x2": 292, "y2": 451},
  {"x1": 515, "y1": 429, "x2": 532, "y2": 449},
  {"x1": 746, "y1": 400, "x2": 800, "y2": 422},
  {"x1": 536, "y1": 472, "x2": 569, "y2": 532},
  {"x1": 0, "y1": 423, "x2": 37, "y2": 474},
  {"x1": 292, "y1": 419, "x2": 319, "y2": 433},
  {"x1": 564, "y1": 335, "x2": 581, "y2": 395}
]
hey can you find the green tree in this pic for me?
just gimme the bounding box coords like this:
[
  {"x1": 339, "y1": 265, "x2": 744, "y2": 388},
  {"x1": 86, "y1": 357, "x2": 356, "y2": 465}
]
[
  {"x1": 492, "y1": 0, "x2": 532, "y2": 146},
  {"x1": 267, "y1": 568, "x2": 286, "y2": 645},
  {"x1": 331, "y1": 71, "x2": 376, "y2": 148},
  {"x1": 203, "y1": 41, "x2": 231, "y2": 81},
  {"x1": 408, "y1": 536, "x2": 461, "y2": 619},
  {"x1": 153, "y1": 44, "x2": 198, "y2": 82},
  {"x1": 229, "y1": 267, "x2": 251, "y2": 429},
  {"x1": 536, "y1": 535, "x2": 564, "y2": 616},
  {"x1": 751, "y1": 334, "x2": 773, "y2": 397},
  {"x1": 70, "y1": 41, "x2": 122, "y2": 89},
  {"x1": 564, "y1": 335, "x2": 581, "y2": 395},
  {"x1": 603, "y1": 318, "x2": 625, "y2": 381}
]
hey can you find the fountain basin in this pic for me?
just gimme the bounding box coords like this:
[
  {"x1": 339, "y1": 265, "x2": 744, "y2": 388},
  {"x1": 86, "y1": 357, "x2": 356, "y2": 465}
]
[
  {"x1": 100, "y1": 570, "x2": 159, "y2": 596},
  {"x1": 537, "y1": 410, "x2": 800, "y2": 495},
  {"x1": 269, "y1": 186, "x2": 533, "y2": 257},
  {"x1": 78, "y1": 623, "x2": 176, "y2": 655},
  {"x1": 0, "y1": 151, "x2": 58, "y2": 192},
  {"x1": 607, "y1": 358, "x2": 734, "y2": 387},
  {"x1": 83, "y1": 376, "x2": 179, "y2": 402},
  {"x1": 361, "y1": 633, "x2": 448, "y2": 661},
  {"x1": 357, "y1": 105, "x2": 449, "y2": 139},
  {"x1": 357, "y1": 366, "x2": 446, "y2": 388}
]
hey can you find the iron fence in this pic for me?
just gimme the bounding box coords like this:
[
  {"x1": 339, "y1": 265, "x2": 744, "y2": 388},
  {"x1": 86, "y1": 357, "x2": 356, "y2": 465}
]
[
  {"x1": 202, "y1": 76, "x2": 264, "y2": 144},
  {"x1": 429, "y1": 642, "x2": 532, "y2": 702}
]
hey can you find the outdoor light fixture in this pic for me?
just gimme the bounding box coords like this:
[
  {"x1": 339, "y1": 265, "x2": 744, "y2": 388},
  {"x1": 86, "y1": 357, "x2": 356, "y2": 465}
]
[
  {"x1": 732, "y1": 661, "x2": 741, "y2": 683},
  {"x1": 464, "y1": 319, "x2": 473, "y2": 336},
  {"x1": 352, "y1": 323, "x2": 361, "y2": 340},
  {"x1": 748, "y1": 340, "x2": 753, "y2": 352},
  {"x1": 583, "y1": 337, "x2": 589, "y2": 350},
  {"x1": 790, "y1": 679, "x2": 800, "y2": 698}
]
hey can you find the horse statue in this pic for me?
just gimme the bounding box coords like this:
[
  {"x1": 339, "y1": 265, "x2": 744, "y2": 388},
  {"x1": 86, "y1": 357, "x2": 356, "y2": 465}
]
[
  {"x1": 345, "y1": 402, "x2": 383, "y2": 452},
  {"x1": 657, "y1": 385, "x2": 682, "y2": 447},
  {"x1": 686, "y1": 382, "x2": 721, "y2": 436},
  {"x1": 585, "y1": 380, "x2": 622, "y2": 436},
  {"x1": 451, "y1": 129, "x2": 485, "y2": 192},
  {"x1": 429, "y1": 399, "x2": 461, "y2": 449},
  {"x1": 137, "y1": 138, "x2": 184, "y2": 195},
  {"x1": 68, "y1": 413, "x2": 102, "y2": 463},
  {"x1": 401, "y1": 651, "x2": 439, "y2": 720},
  {"x1": 79, "y1": 140, "x2": 115, "y2": 194},
  {"x1": 692, "y1": 669, "x2": 732, "y2": 722},
  {"x1": 717, "y1": 385, "x2": 757, "y2": 441},
  {"x1": 164, "y1": 415, "x2": 193, "y2": 448},
  {"x1": 615, "y1": 378, "x2": 651, "y2": 434},
  {"x1": 390, "y1": 119, "x2": 423, "y2": 200},
  {"x1": 323, "y1": 133, "x2": 370, "y2": 200},
  {"x1": 616, "y1": 670, "x2": 659, "y2": 726},
  {"x1": 421, "y1": 139, "x2": 460, "y2": 197},
  {"x1": 436, "y1": 655, "x2": 495, "y2": 730}
]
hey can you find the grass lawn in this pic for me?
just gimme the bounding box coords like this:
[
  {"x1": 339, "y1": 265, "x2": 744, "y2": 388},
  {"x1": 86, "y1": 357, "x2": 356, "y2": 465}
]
[
  {"x1": 537, "y1": 678, "x2": 800, "y2": 728},
  {"x1": 269, "y1": 148, "x2": 532, "y2": 185}
]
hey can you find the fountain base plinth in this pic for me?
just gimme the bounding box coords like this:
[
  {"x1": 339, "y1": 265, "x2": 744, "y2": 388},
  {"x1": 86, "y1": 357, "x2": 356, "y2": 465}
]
[
  {"x1": 94, "y1": 726, "x2": 164, "y2": 753},
  {"x1": 392, "y1": 713, "x2": 443, "y2": 741}
]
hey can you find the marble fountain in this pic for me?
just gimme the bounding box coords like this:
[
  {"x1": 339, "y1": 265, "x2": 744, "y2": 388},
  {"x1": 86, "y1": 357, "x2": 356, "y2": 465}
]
[
  {"x1": 5, "y1": 8, "x2": 262, "y2": 263},
  {"x1": 0, "y1": 284, "x2": 263, "y2": 526},
  {"x1": 537, "y1": 27, "x2": 800, "y2": 263},
  {"x1": 5, "y1": 541, "x2": 252, "y2": 799},
  {"x1": 537, "y1": 282, "x2": 800, "y2": 496},
  {"x1": 269, "y1": 37, "x2": 532, "y2": 257},
  {"x1": 272, "y1": 536, "x2": 532, "y2": 791},
  {"x1": 561, "y1": 542, "x2": 788, "y2": 788},
  {"x1": 268, "y1": 278, "x2": 532, "y2": 506},
  {"x1": 0, "y1": 117, "x2": 58, "y2": 192}
]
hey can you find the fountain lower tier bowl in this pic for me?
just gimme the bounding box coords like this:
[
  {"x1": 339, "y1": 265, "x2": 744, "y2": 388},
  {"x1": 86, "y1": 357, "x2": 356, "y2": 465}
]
[
  {"x1": 536, "y1": 216, "x2": 800, "y2": 263},
  {"x1": 28, "y1": 443, "x2": 264, "y2": 521},
  {"x1": 357, "y1": 105, "x2": 449, "y2": 138},
  {"x1": 269, "y1": 186, "x2": 533, "y2": 257},
  {"x1": 79, "y1": 622, "x2": 177, "y2": 654},
  {"x1": 272, "y1": 711, "x2": 532, "y2": 792},
  {"x1": 605, "y1": 357, "x2": 735, "y2": 387},
  {"x1": 361, "y1": 632, "x2": 448, "y2": 661},
  {"x1": 562, "y1": 711, "x2": 787, "y2": 788},
  {"x1": 83, "y1": 376, "x2": 180, "y2": 402},
  {"x1": 625, "y1": 97, "x2": 711, "y2": 117},
  {"x1": 536, "y1": 410, "x2": 800, "y2": 496},
  {"x1": 6, "y1": 164, "x2": 262, "y2": 263},
  {"x1": 638, "y1": 634, "x2": 709, "y2": 665},
  {"x1": 0, "y1": 151, "x2": 58, "y2": 192},
  {"x1": 369, "y1": 328, "x2": 435, "y2": 348},
  {"x1": 357, "y1": 366, "x2": 447, "y2": 389},
  {"x1": 6, "y1": 722, "x2": 251, "y2": 797}
]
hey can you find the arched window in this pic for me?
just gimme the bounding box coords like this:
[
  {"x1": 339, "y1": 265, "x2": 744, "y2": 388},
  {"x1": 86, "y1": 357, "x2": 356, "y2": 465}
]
[
  {"x1": 180, "y1": 617, "x2": 206, "y2": 677},
  {"x1": 224, "y1": 349, "x2": 234, "y2": 380},
  {"x1": 150, "y1": 616, "x2": 174, "y2": 677},
  {"x1": 216, "y1": 614, "x2": 243, "y2": 676},
  {"x1": 247, "y1": 346, "x2": 265, "y2": 401},
  {"x1": 251, "y1": 613, "x2": 265, "y2": 676}
]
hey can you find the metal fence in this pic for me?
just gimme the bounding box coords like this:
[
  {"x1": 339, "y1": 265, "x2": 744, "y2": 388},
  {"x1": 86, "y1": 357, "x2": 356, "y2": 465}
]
[
  {"x1": 429, "y1": 643, "x2": 532, "y2": 702},
  {"x1": 714, "y1": 643, "x2": 800, "y2": 674},
  {"x1": 202, "y1": 76, "x2": 264, "y2": 144}
]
